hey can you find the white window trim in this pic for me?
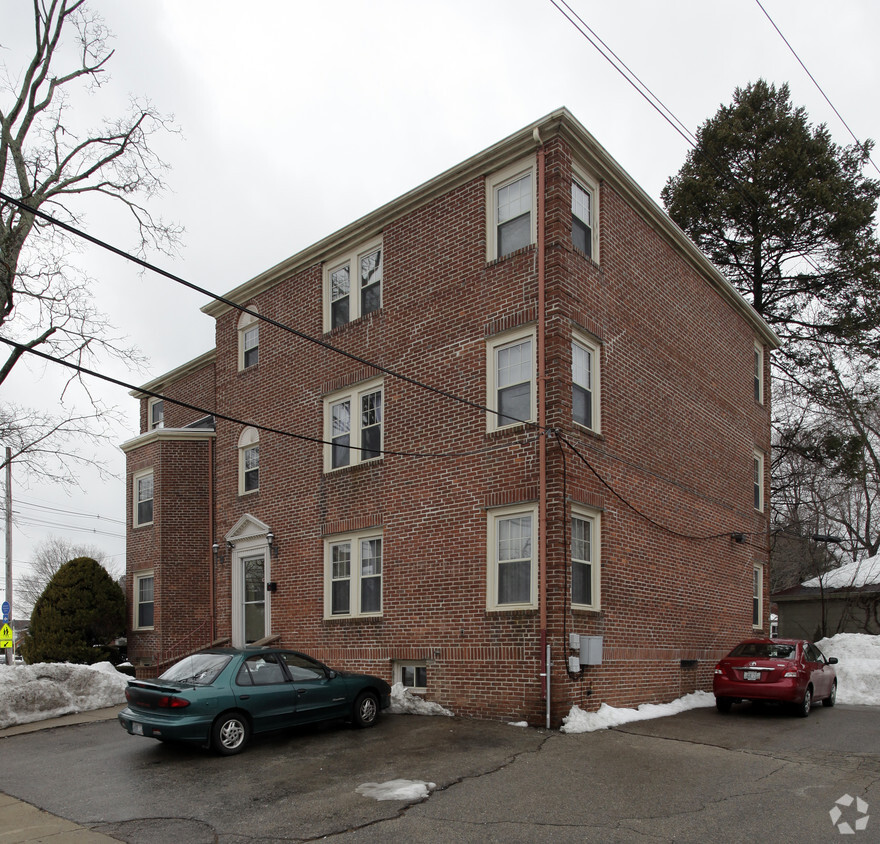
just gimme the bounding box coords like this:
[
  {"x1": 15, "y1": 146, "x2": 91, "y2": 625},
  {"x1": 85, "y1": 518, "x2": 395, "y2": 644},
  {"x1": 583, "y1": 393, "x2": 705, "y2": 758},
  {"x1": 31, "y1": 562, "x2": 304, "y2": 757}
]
[
  {"x1": 572, "y1": 331, "x2": 601, "y2": 433},
  {"x1": 238, "y1": 308, "x2": 260, "y2": 371},
  {"x1": 323, "y1": 377, "x2": 384, "y2": 472},
  {"x1": 753, "y1": 449, "x2": 765, "y2": 512},
  {"x1": 148, "y1": 398, "x2": 164, "y2": 431},
  {"x1": 486, "y1": 326, "x2": 537, "y2": 432},
  {"x1": 132, "y1": 468, "x2": 154, "y2": 528},
  {"x1": 394, "y1": 660, "x2": 428, "y2": 693},
  {"x1": 753, "y1": 563, "x2": 764, "y2": 629},
  {"x1": 133, "y1": 570, "x2": 155, "y2": 631},
  {"x1": 238, "y1": 427, "x2": 260, "y2": 496},
  {"x1": 323, "y1": 529, "x2": 383, "y2": 619},
  {"x1": 571, "y1": 507, "x2": 601, "y2": 611},
  {"x1": 486, "y1": 156, "x2": 537, "y2": 261},
  {"x1": 322, "y1": 236, "x2": 383, "y2": 332},
  {"x1": 754, "y1": 342, "x2": 764, "y2": 405},
  {"x1": 571, "y1": 163, "x2": 600, "y2": 262},
  {"x1": 486, "y1": 503, "x2": 538, "y2": 612}
]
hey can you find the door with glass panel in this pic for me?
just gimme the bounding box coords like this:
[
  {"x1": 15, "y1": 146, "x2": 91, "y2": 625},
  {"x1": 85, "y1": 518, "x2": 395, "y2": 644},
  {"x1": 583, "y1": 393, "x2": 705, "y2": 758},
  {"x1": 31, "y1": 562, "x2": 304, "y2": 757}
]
[{"x1": 242, "y1": 553, "x2": 268, "y2": 644}]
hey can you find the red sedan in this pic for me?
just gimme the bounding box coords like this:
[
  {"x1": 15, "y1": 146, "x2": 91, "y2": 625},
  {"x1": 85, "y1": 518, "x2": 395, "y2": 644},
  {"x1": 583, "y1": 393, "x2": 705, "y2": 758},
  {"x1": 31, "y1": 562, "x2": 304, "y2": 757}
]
[{"x1": 713, "y1": 638, "x2": 838, "y2": 716}]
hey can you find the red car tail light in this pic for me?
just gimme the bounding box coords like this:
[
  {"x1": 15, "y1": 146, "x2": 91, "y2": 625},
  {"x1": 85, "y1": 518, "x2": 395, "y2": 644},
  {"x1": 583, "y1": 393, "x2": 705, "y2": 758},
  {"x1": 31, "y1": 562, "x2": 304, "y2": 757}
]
[{"x1": 156, "y1": 695, "x2": 191, "y2": 709}]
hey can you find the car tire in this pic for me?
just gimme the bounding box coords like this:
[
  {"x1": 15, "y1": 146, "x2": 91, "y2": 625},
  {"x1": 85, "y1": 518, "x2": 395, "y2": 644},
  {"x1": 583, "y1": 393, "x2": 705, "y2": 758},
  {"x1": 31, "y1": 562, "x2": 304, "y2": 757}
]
[
  {"x1": 823, "y1": 681, "x2": 837, "y2": 708},
  {"x1": 212, "y1": 711, "x2": 251, "y2": 755},
  {"x1": 352, "y1": 691, "x2": 380, "y2": 728},
  {"x1": 796, "y1": 686, "x2": 812, "y2": 718},
  {"x1": 715, "y1": 697, "x2": 732, "y2": 713}
]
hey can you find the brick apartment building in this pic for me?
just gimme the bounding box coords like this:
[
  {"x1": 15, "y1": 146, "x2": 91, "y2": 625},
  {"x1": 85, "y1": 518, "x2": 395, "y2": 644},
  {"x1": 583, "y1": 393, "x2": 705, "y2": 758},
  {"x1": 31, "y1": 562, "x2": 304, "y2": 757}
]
[{"x1": 122, "y1": 108, "x2": 778, "y2": 725}]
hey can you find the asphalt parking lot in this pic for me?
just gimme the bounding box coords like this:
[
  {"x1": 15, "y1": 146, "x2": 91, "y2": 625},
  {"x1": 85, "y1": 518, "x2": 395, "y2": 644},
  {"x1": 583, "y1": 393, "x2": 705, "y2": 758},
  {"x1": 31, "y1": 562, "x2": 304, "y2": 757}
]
[{"x1": 1, "y1": 702, "x2": 878, "y2": 843}]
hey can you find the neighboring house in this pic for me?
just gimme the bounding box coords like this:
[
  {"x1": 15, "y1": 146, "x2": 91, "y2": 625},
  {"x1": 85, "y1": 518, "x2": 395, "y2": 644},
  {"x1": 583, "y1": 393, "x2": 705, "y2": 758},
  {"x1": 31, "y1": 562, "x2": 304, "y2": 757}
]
[
  {"x1": 773, "y1": 557, "x2": 880, "y2": 640},
  {"x1": 121, "y1": 108, "x2": 778, "y2": 725}
]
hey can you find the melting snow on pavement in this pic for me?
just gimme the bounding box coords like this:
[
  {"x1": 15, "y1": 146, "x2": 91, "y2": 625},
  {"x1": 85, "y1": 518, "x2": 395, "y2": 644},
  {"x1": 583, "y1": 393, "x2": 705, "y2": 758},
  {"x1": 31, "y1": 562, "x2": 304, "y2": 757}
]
[{"x1": 356, "y1": 779, "x2": 437, "y2": 801}]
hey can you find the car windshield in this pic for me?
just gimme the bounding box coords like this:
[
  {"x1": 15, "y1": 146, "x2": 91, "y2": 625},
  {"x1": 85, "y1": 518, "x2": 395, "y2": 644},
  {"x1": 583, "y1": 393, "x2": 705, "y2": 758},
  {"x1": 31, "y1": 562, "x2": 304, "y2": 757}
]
[
  {"x1": 159, "y1": 653, "x2": 232, "y2": 685},
  {"x1": 729, "y1": 642, "x2": 796, "y2": 660}
]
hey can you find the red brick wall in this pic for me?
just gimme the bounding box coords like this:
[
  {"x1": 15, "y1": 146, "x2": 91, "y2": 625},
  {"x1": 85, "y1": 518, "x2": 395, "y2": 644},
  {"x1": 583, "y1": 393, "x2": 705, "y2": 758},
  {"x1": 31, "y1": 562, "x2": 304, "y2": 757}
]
[{"x1": 126, "y1": 134, "x2": 771, "y2": 724}]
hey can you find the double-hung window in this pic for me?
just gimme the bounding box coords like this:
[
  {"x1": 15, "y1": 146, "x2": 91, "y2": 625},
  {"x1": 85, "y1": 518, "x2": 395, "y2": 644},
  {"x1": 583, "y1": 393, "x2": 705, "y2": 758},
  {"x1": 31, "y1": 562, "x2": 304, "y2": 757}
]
[
  {"x1": 571, "y1": 509, "x2": 600, "y2": 610},
  {"x1": 753, "y1": 450, "x2": 764, "y2": 512},
  {"x1": 325, "y1": 379, "x2": 383, "y2": 471},
  {"x1": 487, "y1": 159, "x2": 536, "y2": 260},
  {"x1": 325, "y1": 531, "x2": 382, "y2": 618},
  {"x1": 571, "y1": 167, "x2": 598, "y2": 260},
  {"x1": 753, "y1": 564, "x2": 763, "y2": 628},
  {"x1": 488, "y1": 329, "x2": 535, "y2": 431},
  {"x1": 134, "y1": 572, "x2": 154, "y2": 629},
  {"x1": 572, "y1": 335, "x2": 600, "y2": 431},
  {"x1": 487, "y1": 505, "x2": 537, "y2": 610},
  {"x1": 133, "y1": 469, "x2": 154, "y2": 527},
  {"x1": 148, "y1": 398, "x2": 164, "y2": 430},
  {"x1": 238, "y1": 308, "x2": 260, "y2": 370},
  {"x1": 325, "y1": 239, "x2": 383, "y2": 330},
  {"x1": 239, "y1": 427, "x2": 260, "y2": 494},
  {"x1": 754, "y1": 342, "x2": 764, "y2": 404}
]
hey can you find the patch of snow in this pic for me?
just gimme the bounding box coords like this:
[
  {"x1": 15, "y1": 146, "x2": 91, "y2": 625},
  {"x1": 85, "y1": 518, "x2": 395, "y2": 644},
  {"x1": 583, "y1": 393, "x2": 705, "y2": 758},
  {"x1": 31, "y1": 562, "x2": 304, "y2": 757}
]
[
  {"x1": 507, "y1": 720, "x2": 529, "y2": 728},
  {"x1": 560, "y1": 691, "x2": 715, "y2": 734},
  {"x1": 388, "y1": 682, "x2": 453, "y2": 716},
  {"x1": 804, "y1": 556, "x2": 880, "y2": 589},
  {"x1": 0, "y1": 661, "x2": 128, "y2": 729},
  {"x1": 356, "y1": 779, "x2": 436, "y2": 802},
  {"x1": 817, "y1": 633, "x2": 880, "y2": 705}
]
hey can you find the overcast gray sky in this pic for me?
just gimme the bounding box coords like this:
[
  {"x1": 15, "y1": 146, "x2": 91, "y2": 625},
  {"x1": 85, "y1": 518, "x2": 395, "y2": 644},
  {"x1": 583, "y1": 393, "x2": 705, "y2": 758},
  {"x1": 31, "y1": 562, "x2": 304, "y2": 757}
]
[{"x1": 2, "y1": 0, "x2": 878, "y2": 601}]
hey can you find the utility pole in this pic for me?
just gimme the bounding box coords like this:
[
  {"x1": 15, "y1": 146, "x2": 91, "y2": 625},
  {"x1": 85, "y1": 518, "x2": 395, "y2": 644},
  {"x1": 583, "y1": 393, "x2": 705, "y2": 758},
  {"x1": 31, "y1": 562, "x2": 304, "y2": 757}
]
[{"x1": 5, "y1": 447, "x2": 12, "y2": 665}]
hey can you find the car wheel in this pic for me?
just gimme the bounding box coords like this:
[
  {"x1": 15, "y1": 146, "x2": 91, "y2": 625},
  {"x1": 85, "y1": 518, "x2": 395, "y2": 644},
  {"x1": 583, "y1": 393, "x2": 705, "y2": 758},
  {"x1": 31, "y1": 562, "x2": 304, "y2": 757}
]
[
  {"x1": 796, "y1": 686, "x2": 812, "y2": 718},
  {"x1": 823, "y1": 681, "x2": 837, "y2": 708},
  {"x1": 352, "y1": 691, "x2": 380, "y2": 728},
  {"x1": 715, "y1": 697, "x2": 732, "y2": 713},
  {"x1": 212, "y1": 711, "x2": 251, "y2": 755}
]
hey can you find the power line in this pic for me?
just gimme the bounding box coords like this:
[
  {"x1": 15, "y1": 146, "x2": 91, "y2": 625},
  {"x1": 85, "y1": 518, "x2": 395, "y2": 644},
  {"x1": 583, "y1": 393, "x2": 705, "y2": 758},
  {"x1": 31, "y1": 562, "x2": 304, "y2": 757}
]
[
  {"x1": 0, "y1": 191, "x2": 528, "y2": 429},
  {"x1": 15, "y1": 498, "x2": 125, "y2": 525},
  {"x1": 0, "y1": 336, "x2": 529, "y2": 463},
  {"x1": 755, "y1": 0, "x2": 880, "y2": 177}
]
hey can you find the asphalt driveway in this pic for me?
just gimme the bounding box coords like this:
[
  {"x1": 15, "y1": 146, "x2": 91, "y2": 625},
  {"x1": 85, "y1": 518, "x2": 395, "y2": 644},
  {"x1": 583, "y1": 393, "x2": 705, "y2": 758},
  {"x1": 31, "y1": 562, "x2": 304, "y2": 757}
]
[{"x1": 0, "y1": 703, "x2": 877, "y2": 842}]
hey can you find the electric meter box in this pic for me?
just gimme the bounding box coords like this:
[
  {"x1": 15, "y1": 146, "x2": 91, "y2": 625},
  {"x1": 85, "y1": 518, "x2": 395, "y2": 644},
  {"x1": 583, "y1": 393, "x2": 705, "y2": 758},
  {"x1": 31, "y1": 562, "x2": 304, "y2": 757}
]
[{"x1": 578, "y1": 635, "x2": 603, "y2": 666}]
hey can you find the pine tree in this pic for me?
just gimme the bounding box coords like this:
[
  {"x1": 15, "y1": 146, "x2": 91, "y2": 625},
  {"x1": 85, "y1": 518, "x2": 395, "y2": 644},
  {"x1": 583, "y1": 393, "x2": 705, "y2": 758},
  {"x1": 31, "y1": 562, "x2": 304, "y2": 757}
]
[
  {"x1": 21, "y1": 557, "x2": 125, "y2": 664},
  {"x1": 661, "y1": 80, "x2": 880, "y2": 365}
]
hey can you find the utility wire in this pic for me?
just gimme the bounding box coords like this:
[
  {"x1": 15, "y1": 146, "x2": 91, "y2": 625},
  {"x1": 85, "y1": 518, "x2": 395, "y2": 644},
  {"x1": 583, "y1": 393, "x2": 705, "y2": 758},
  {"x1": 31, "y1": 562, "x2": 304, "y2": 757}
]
[
  {"x1": 755, "y1": 0, "x2": 880, "y2": 177},
  {"x1": 0, "y1": 337, "x2": 529, "y2": 463},
  {"x1": 0, "y1": 191, "x2": 530, "y2": 429},
  {"x1": 554, "y1": 430, "x2": 765, "y2": 546},
  {"x1": 16, "y1": 498, "x2": 125, "y2": 525}
]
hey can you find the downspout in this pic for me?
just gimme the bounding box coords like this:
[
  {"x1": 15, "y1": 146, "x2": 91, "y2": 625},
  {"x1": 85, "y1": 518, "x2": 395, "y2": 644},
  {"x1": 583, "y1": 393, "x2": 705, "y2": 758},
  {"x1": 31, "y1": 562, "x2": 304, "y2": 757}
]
[
  {"x1": 534, "y1": 128, "x2": 549, "y2": 725},
  {"x1": 208, "y1": 436, "x2": 216, "y2": 641}
]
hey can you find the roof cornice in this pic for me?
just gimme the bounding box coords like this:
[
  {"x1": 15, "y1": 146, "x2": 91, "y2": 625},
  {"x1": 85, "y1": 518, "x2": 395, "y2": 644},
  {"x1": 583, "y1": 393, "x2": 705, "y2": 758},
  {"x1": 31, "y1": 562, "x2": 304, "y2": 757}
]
[{"x1": 120, "y1": 426, "x2": 216, "y2": 454}]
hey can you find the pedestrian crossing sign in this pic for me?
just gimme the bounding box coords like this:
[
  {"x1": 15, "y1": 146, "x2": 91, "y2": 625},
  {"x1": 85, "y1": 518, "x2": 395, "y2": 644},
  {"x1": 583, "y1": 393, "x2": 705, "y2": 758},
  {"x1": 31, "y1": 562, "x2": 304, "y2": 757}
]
[{"x1": 0, "y1": 623, "x2": 12, "y2": 649}]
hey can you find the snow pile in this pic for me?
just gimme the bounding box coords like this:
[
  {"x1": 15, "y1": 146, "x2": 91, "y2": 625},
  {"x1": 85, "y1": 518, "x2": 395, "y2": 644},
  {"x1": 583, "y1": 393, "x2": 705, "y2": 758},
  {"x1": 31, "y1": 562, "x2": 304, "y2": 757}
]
[
  {"x1": 560, "y1": 690, "x2": 714, "y2": 734},
  {"x1": 804, "y1": 556, "x2": 880, "y2": 589},
  {"x1": 817, "y1": 633, "x2": 880, "y2": 705},
  {"x1": 356, "y1": 779, "x2": 436, "y2": 802},
  {"x1": 388, "y1": 682, "x2": 453, "y2": 716},
  {"x1": 0, "y1": 662, "x2": 128, "y2": 729}
]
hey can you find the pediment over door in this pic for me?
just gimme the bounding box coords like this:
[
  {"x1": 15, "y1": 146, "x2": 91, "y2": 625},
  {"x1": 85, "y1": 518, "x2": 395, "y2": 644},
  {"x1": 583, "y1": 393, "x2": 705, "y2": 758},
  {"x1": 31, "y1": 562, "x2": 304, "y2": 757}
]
[{"x1": 225, "y1": 514, "x2": 270, "y2": 544}]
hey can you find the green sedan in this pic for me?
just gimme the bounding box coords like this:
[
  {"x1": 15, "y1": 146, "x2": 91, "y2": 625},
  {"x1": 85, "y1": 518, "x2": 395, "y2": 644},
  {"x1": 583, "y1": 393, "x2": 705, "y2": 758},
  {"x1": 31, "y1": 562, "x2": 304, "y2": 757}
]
[{"x1": 118, "y1": 647, "x2": 391, "y2": 755}]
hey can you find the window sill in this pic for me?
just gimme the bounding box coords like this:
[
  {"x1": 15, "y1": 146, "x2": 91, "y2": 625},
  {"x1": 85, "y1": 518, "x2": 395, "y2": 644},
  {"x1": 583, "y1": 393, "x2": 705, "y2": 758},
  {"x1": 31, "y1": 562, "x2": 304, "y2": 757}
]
[
  {"x1": 324, "y1": 308, "x2": 383, "y2": 337},
  {"x1": 323, "y1": 614, "x2": 384, "y2": 625},
  {"x1": 485, "y1": 606, "x2": 538, "y2": 615},
  {"x1": 324, "y1": 458, "x2": 384, "y2": 476},
  {"x1": 485, "y1": 243, "x2": 536, "y2": 268}
]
